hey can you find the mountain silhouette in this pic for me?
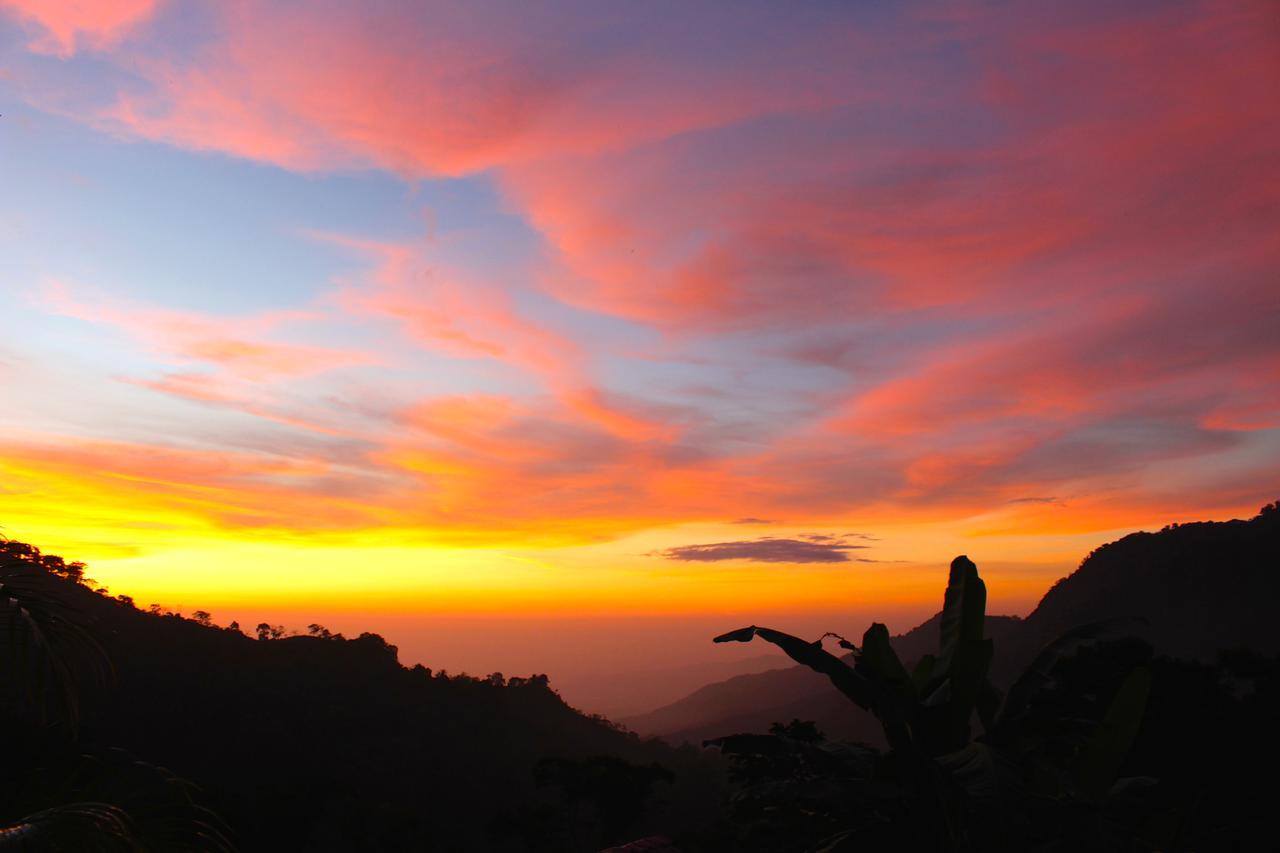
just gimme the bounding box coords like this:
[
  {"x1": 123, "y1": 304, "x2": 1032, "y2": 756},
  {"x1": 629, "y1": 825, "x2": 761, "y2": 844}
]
[
  {"x1": 1008, "y1": 503, "x2": 1280, "y2": 665},
  {"x1": 626, "y1": 503, "x2": 1280, "y2": 745},
  {"x1": 0, "y1": 547, "x2": 722, "y2": 852}
]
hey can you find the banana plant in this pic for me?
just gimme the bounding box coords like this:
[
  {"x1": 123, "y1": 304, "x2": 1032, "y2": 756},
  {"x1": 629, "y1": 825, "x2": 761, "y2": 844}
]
[
  {"x1": 715, "y1": 556, "x2": 993, "y2": 758},
  {"x1": 715, "y1": 555, "x2": 1154, "y2": 849}
]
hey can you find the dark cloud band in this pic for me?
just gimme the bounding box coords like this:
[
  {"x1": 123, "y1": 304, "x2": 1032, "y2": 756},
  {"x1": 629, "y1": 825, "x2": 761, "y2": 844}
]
[{"x1": 657, "y1": 535, "x2": 869, "y2": 563}]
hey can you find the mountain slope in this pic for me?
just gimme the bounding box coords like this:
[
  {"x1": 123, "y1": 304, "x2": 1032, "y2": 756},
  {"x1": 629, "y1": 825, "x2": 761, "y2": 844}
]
[
  {"x1": 627, "y1": 503, "x2": 1280, "y2": 745},
  {"x1": 1014, "y1": 504, "x2": 1280, "y2": 663},
  {"x1": 557, "y1": 653, "x2": 787, "y2": 719}
]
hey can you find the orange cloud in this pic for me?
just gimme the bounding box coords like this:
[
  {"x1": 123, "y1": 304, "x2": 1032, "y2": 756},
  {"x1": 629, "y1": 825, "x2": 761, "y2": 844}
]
[{"x1": 0, "y1": 435, "x2": 393, "y2": 539}]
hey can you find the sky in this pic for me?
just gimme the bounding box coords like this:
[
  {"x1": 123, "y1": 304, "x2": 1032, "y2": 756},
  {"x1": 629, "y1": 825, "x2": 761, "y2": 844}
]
[{"x1": 1, "y1": 1, "x2": 1277, "y2": 706}]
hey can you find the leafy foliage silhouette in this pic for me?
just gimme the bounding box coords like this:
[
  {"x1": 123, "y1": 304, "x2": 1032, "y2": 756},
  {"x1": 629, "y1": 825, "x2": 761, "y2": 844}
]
[
  {"x1": 1, "y1": 542, "x2": 236, "y2": 851},
  {"x1": 714, "y1": 555, "x2": 1154, "y2": 851}
]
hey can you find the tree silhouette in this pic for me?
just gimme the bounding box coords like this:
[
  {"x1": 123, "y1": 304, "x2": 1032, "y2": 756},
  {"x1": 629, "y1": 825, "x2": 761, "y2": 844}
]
[
  {"x1": 0, "y1": 538, "x2": 86, "y2": 584},
  {"x1": 255, "y1": 623, "x2": 285, "y2": 641}
]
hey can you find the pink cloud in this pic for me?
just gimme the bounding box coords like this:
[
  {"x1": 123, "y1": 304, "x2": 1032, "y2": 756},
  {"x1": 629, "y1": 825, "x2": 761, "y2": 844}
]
[
  {"x1": 324, "y1": 234, "x2": 676, "y2": 442},
  {"x1": 0, "y1": 0, "x2": 156, "y2": 57},
  {"x1": 833, "y1": 278, "x2": 1279, "y2": 442},
  {"x1": 39, "y1": 280, "x2": 372, "y2": 381},
  {"x1": 96, "y1": 1, "x2": 866, "y2": 176},
  {"x1": 119, "y1": 372, "x2": 363, "y2": 438},
  {"x1": 34, "y1": 1, "x2": 1272, "y2": 338},
  {"x1": 508, "y1": 0, "x2": 1279, "y2": 329},
  {"x1": 123, "y1": 371, "x2": 233, "y2": 404}
]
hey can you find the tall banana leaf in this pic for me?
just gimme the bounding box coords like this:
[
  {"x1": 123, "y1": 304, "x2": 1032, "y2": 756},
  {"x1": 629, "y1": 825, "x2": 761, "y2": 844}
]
[
  {"x1": 931, "y1": 556, "x2": 987, "y2": 689},
  {"x1": 713, "y1": 626, "x2": 880, "y2": 711},
  {"x1": 995, "y1": 617, "x2": 1144, "y2": 736},
  {"x1": 855, "y1": 623, "x2": 912, "y2": 698},
  {"x1": 713, "y1": 626, "x2": 912, "y2": 748},
  {"x1": 1071, "y1": 666, "x2": 1152, "y2": 799},
  {"x1": 914, "y1": 556, "x2": 993, "y2": 755}
]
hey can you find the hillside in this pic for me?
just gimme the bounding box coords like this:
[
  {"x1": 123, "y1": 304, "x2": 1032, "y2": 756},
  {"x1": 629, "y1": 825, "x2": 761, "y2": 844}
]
[
  {"x1": 1012, "y1": 503, "x2": 1280, "y2": 663},
  {"x1": 626, "y1": 503, "x2": 1280, "y2": 745},
  {"x1": 0, "y1": 547, "x2": 722, "y2": 853}
]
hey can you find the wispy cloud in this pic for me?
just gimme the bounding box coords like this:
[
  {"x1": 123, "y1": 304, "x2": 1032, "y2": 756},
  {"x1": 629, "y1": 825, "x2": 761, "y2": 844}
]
[{"x1": 38, "y1": 280, "x2": 373, "y2": 382}]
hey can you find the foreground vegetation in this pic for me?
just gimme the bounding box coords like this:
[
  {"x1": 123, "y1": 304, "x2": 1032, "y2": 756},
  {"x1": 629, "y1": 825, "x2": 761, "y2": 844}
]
[{"x1": 713, "y1": 556, "x2": 1151, "y2": 850}]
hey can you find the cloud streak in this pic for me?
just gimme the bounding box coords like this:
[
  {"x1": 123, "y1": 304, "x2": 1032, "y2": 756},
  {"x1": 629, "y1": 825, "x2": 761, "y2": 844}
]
[
  {"x1": 658, "y1": 535, "x2": 870, "y2": 564},
  {"x1": 0, "y1": 0, "x2": 156, "y2": 56}
]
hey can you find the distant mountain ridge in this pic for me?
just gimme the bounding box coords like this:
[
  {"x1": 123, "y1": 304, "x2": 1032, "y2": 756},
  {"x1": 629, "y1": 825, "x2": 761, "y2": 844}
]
[
  {"x1": 624, "y1": 503, "x2": 1280, "y2": 745},
  {"x1": 557, "y1": 653, "x2": 787, "y2": 719}
]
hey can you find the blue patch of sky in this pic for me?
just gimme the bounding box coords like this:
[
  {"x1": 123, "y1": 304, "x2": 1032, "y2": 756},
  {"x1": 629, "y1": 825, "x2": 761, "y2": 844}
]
[
  {"x1": 0, "y1": 103, "x2": 439, "y2": 312},
  {"x1": 0, "y1": 78, "x2": 560, "y2": 401}
]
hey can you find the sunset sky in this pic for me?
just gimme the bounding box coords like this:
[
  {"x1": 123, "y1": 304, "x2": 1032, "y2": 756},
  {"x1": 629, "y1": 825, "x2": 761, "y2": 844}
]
[{"x1": 1, "y1": 1, "x2": 1276, "y2": 695}]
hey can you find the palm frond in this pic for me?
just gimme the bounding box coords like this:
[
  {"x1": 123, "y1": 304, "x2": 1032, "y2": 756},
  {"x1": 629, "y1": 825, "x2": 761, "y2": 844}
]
[
  {"x1": 0, "y1": 802, "x2": 139, "y2": 852},
  {"x1": 0, "y1": 554, "x2": 112, "y2": 730},
  {"x1": 67, "y1": 749, "x2": 239, "y2": 853}
]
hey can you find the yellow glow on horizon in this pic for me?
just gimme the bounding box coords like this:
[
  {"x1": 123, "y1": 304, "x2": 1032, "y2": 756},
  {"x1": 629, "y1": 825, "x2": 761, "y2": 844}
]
[{"x1": 4, "y1": 447, "x2": 1267, "y2": 621}]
